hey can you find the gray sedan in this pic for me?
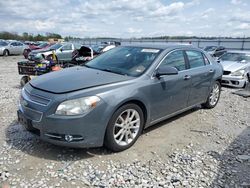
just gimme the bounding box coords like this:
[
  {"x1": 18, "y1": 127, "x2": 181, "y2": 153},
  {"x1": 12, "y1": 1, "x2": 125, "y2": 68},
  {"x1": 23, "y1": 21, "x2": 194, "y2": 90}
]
[
  {"x1": 18, "y1": 44, "x2": 223, "y2": 151},
  {"x1": 0, "y1": 40, "x2": 28, "y2": 56}
]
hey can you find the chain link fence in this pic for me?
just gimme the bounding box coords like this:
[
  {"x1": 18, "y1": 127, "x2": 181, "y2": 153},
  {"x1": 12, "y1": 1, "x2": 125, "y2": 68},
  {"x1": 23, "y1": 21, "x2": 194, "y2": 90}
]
[{"x1": 69, "y1": 38, "x2": 250, "y2": 50}]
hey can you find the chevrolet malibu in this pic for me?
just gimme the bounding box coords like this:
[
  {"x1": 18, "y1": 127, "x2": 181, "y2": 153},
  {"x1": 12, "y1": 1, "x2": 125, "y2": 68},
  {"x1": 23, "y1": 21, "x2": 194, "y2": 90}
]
[{"x1": 18, "y1": 44, "x2": 223, "y2": 151}]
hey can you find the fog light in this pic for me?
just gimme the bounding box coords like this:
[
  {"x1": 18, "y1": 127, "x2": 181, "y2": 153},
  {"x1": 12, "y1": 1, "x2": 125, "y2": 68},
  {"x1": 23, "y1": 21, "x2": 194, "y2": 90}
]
[{"x1": 65, "y1": 135, "x2": 73, "y2": 142}]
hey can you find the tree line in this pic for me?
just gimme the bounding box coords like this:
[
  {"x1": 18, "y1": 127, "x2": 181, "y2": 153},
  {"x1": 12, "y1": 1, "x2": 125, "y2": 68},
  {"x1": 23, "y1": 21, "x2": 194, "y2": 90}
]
[{"x1": 0, "y1": 32, "x2": 62, "y2": 41}]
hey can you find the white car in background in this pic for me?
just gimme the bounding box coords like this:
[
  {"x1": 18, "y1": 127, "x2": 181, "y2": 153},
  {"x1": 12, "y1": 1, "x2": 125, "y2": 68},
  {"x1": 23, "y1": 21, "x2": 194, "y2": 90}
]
[
  {"x1": 219, "y1": 50, "x2": 250, "y2": 88},
  {"x1": 0, "y1": 40, "x2": 28, "y2": 56},
  {"x1": 28, "y1": 43, "x2": 81, "y2": 61}
]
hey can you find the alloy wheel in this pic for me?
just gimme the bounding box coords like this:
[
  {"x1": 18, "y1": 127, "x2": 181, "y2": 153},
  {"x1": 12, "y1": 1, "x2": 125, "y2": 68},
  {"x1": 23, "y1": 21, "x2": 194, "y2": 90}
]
[
  {"x1": 113, "y1": 109, "x2": 140, "y2": 146},
  {"x1": 209, "y1": 83, "x2": 220, "y2": 106}
]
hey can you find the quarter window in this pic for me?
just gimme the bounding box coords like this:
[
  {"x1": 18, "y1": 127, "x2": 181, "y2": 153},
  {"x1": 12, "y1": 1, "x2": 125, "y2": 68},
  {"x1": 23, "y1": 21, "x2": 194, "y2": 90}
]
[
  {"x1": 159, "y1": 50, "x2": 186, "y2": 71},
  {"x1": 186, "y1": 50, "x2": 205, "y2": 68}
]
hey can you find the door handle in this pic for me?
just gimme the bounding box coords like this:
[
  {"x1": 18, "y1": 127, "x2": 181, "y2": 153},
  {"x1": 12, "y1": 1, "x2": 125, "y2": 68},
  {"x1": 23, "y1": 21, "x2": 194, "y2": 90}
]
[
  {"x1": 209, "y1": 69, "x2": 214, "y2": 73},
  {"x1": 183, "y1": 75, "x2": 191, "y2": 80}
]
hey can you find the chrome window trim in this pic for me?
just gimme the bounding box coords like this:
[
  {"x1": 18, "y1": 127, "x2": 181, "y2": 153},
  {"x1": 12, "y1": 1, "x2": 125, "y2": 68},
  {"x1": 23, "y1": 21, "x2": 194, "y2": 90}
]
[{"x1": 151, "y1": 49, "x2": 188, "y2": 79}]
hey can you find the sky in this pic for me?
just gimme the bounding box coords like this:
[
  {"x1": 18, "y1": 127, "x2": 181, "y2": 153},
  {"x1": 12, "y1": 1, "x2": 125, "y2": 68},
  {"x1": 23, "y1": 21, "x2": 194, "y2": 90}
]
[{"x1": 0, "y1": 0, "x2": 250, "y2": 38}]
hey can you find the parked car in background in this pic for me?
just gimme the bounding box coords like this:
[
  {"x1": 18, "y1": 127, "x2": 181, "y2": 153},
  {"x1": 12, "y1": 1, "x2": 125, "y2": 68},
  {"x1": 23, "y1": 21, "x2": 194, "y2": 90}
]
[
  {"x1": 204, "y1": 46, "x2": 226, "y2": 57},
  {"x1": 219, "y1": 50, "x2": 250, "y2": 88},
  {"x1": 18, "y1": 44, "x2": 223, "y2": 151},
  {"x1": 91, "y1": 44, "x2": 116, "y2": 53},
  {"x1": 28, "y1": 43, "x2": 81, "y2": 61},
  {"x1": 101, "y1": 41, "x2": 121, "y2": 46},
  {"x1": 0, "y1": 40, "x2": 28, "y2": 56},
  {"x1": 23, "y1": 42, "x2": 51, "y2": 59}
]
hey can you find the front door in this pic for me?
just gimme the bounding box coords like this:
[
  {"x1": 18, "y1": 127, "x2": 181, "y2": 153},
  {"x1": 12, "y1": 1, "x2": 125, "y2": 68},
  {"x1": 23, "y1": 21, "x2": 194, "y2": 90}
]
[
  {"x1": 149, "y1": 50, "x2": 192, "y2": 122},
  {"x1": 57, "y1": 44, "x2": 73, "y2": 61},
  {"x1": 185, "y1": 50, "x2": 214, "y2": 106}
]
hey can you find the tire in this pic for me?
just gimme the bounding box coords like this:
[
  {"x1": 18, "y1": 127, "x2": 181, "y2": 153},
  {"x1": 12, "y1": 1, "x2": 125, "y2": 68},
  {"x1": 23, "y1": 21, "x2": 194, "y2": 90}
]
[
  {"x1": 202, "y1": 81, "x2": 221, "y2": 109},
  {"x1": 46, "y1": 54, "x2": 58, "y2": 62},
  {"x1": 3, "y1": 49, "x2": 9, "y2": 56},
  {"x1": 104, "y1": 103, "x2": 144, "y2": 152},
  {"x1": 20, "y1": 76, "x2": 30, "y2": 87},
  {"x1": 23, "y1": 49, "x2": 30, "y2": 59},
  {"x1": 243, "y1": 73, "x2": 250, "y2": 88}
]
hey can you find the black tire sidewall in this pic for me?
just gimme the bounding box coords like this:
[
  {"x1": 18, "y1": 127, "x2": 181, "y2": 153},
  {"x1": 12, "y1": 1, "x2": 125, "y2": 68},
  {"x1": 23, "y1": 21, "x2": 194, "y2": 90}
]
[
  {"x1": 20, "y1": 76, "x2": 30, "y2": 87},
  {"x1": 3, "y1": 50, "x2": 8, "y2": 56},
  {"x1": 104, "y1": 103, "x2": 144, "y2": 152}
]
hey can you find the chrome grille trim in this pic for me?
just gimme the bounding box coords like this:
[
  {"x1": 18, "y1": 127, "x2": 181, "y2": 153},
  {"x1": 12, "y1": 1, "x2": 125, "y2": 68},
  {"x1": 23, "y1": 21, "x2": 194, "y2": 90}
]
[{"x1": 23, "y1": 88, "x2": 51, "y2": 106}]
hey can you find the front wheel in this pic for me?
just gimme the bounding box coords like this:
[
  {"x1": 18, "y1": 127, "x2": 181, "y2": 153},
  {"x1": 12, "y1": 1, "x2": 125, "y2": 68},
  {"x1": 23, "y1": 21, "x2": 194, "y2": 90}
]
[
  {"x1": 20, "y1": 76, "x2": 31, "y2": 87},
  {"x1": 3, "y1": 49, "x2": 9, "y2": 56},
  {"x1": 202, "y1": 81, "x2": 221, "y2": 109},
  {"x1": 104, "y1": 104, "x2": 144, "y2": 152}
]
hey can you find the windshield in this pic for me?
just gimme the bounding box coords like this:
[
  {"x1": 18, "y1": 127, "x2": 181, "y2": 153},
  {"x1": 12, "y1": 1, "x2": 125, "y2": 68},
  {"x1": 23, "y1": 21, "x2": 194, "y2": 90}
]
[
  {"x1": 49, "y1": 43, "x2": 62, "y2": 50},
  {"x1": 204, "y1": 46, "x2": 217, "y2": 51},
  {"x1": 0, "y1": 41, "x2": 8, "y2": 46},
  {"x1": 219, "y1": 52, "x2": 250, "y2": 62},
  {"x1": 85, "y1": 46, "x2": 162, "y2": 77},
  {"x1": 38, "y1": 43, "x2": 48, "y2": 48}
]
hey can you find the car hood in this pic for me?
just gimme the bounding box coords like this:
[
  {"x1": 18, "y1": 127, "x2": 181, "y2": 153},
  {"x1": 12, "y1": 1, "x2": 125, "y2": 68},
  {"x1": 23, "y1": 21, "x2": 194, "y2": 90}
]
[
  {"x1": 30, "y1": 48, "x2": 53, "y2": 54},
  {"x1": 220, "y1": 60, "x2": 250, "y2": 72},
  {"x1": 29, "y1": 66, "x2": 133, "y2": 94}
]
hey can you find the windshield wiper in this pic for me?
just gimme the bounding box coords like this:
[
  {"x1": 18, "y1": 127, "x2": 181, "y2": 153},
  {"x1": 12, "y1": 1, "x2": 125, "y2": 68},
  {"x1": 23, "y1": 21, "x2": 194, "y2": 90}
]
[{"x1": 100, "y1": 68, "x2": 127, "y2": 76}]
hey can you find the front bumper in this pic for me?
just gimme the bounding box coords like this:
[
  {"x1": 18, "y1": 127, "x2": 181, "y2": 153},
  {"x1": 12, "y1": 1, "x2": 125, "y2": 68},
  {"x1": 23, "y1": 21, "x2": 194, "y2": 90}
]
[
  {"x1": 0, "y1": 48, "x2": 4, "y2": 55},
  {"x1": 17, "y1": 86, "x2": 109, "y2": 148},
  {"x1": 222, "y1": 75, "x2": 246, "y2": 88}
]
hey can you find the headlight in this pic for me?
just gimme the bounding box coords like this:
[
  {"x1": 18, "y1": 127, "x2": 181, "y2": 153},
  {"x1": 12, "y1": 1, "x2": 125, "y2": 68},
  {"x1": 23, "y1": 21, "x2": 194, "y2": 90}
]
[
  {"x1": 230, "y1": 69, "x2": 245, "y2": 77},
  {"x1": 55, "y1": 96, "x2": 100, "y2": 116}
]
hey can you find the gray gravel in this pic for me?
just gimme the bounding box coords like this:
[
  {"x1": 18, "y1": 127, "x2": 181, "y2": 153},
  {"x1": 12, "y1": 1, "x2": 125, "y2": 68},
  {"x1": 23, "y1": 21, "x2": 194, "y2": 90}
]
[{"x1": 0, "y1": 56, "x2": 249, "y2": 187}]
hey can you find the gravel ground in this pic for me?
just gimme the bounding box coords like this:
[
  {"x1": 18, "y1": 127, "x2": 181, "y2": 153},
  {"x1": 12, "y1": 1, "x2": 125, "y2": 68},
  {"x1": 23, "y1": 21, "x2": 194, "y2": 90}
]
[{"x1": 0, "y1": 56, "x2": 249, "y2": 188}]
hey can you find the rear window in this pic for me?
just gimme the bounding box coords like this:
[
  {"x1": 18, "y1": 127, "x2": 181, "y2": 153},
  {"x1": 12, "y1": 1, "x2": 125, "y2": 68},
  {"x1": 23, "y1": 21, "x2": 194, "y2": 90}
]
[{"x1": 186, "y1": 50, "x2": 205, "y2": 68}]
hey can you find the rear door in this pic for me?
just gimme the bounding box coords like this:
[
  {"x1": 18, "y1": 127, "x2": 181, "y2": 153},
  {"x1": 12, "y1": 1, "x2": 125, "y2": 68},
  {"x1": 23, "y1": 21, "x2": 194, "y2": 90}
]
[
  {"x1": 16, "y1": 42, "x2": 24, "y2": 54},
  {"x1": 185, "y1": 50, "x2": 215, "y2": 106},
  {"x1": 9, "y1": 42, "x2": 17, "y2": 54},
  {"x1": 149, "y1": 50, "x2": 192, "y2": 121}
]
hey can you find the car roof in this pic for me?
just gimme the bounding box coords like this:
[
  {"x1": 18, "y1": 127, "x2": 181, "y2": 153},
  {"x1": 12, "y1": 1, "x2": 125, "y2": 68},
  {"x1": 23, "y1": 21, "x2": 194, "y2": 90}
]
[{"x1": 122, "y1": 43, "x2": 195, "y2": 50}]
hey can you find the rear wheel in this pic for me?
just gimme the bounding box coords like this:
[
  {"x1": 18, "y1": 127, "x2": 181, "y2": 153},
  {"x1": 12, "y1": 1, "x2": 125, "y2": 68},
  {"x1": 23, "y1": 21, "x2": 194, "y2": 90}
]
[
  {"x1": 104, "y1": 104, "x2": 144, "y2": 152},
  {"x1": 3, "y1": 49, "x2": 9, "y2": 56},
  {"x1": 202, "y1": 81, "x2": 221, "y2": 109}
]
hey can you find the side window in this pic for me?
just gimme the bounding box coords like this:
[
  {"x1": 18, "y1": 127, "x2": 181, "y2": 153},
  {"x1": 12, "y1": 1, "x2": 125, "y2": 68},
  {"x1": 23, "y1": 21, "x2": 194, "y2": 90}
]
[
  {"x1": 186, "y1": 50, "x2": 205, "y2": 68},
  {"x1": 62, "y1": 44, "x2": 72, "y2": 50},
  {"x1": 11, "y1": 42, "x2": 17, "y2": 46},
  {"x1": 203, "y1": 54, "x2": 210, "y2": 65},
  {"x1": 159, "y1": 50, "x2": 186, "y2": 71}
]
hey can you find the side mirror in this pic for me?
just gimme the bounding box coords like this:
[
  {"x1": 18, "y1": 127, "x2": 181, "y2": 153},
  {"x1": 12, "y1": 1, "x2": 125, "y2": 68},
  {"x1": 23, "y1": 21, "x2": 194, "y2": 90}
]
[
  {"x1": 215, "y1": 57, "x2": 220, "y2": 63},
  {"x1": 60, "y1": 48, "x2": 63, "y2": 52},
  {"x1": 155, "y1": 66, "x2": 178, "y2": 78}
]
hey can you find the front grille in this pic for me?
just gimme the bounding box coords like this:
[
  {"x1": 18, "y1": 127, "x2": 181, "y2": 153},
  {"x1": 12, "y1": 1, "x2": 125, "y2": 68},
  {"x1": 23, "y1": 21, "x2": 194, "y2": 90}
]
[
  {"x1": 19, "y1": 99, "x2": 43, "y2": 122},
  {"x1": 223, "y1": 71, "x2": 231, "y2": 75},
  {"x1": 24, "y1": 89, "x2": 51, "y2": 106}
]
